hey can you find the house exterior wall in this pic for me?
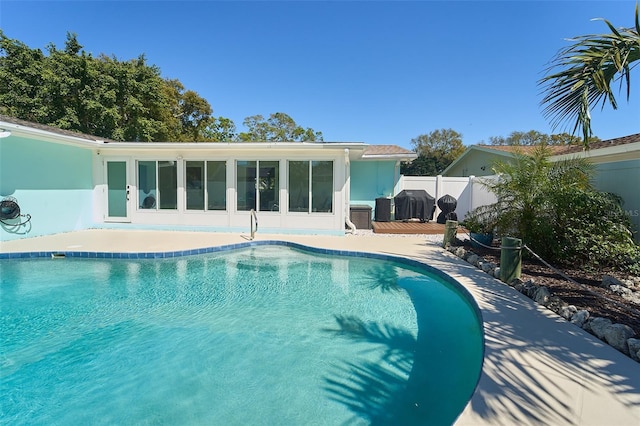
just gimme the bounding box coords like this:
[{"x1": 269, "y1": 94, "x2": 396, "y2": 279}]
[
  {"x1": 0, "y1": 136, "x2": 94, "y2": 241},
  {"x1": 444, "y1": 150, "x2": 504, "y2": 177},
  {"x1": 93, "y1": 146, "x2": 350, "y2": 235},
  {"x1": 350, "y1": 160, "x2": 397, "y2": 207},
  {"x1": 1, "y1": 132, "x2": 363, "y2": 239},
  {"x1": 594, "y1": 159, "x2": 640, "y2": 240},
  {"x1": 0, "y1": 117, "x2": 421, "y2": 238}
]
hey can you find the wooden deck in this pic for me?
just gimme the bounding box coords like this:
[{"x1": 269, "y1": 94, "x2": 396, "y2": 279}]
[{"x1": 371, "y1": 220, "x2": 464, "y2": 235}]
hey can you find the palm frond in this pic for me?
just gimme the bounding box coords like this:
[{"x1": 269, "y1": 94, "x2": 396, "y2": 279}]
[{"x1": 539, "y1": 7, "x2": 640, "y2": 149}]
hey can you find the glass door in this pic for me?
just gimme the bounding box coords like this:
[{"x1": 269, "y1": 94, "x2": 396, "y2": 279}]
[{"x1": 106, "y1": 160, "x2": 130, "y2": 222}]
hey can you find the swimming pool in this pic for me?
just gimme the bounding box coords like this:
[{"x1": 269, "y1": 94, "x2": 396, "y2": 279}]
[{"x1": 0, "y1": 243, "x2": 484, "y2": 425}]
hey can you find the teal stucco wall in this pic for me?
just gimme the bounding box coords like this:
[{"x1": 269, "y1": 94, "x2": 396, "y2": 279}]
[
  {"x1": 0, "y1": 136, "x2": 94, "y2": 241},
  {"x1": 594, "y1": 159, "x2": 640, "y2": 241},
  {"x1": 350, "y1": 161, "x2": 397, "y2": 207},
  {"x1": 350, "y1": 160, "x2": 398, "y2": 225}
]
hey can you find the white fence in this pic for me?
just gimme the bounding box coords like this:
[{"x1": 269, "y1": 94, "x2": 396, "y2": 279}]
[
  {"x1": 395, "y1": 175, "x2": 497, "y2": 221},
  {"x1": 397, "y1": 174, "x2": 639, "y2": 243}
]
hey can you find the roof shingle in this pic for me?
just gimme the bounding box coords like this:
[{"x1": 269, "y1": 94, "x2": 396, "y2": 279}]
[
  {"x1": 362, "y1": 145, "x2": 415, "y2": 156},
  {"x1": 477, "y1": 133, "x2": 640, "y2": 155}
]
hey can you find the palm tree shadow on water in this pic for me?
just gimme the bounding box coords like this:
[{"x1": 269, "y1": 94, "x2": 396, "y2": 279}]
[
  {"x1": 323, "y1": 314, "x2": 423, "y2": 425},
  {"x1": 360, "y1": 264, "x2": 403, "y2": 294},
  {"x1": 322, "y1": 267, "x2": 480, "y2": 425}
]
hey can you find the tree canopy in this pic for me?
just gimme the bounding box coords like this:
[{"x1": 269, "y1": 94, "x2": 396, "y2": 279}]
[
  {"x1": 486, "y1": 130, "x2": 600, "y2": 146},
  {"x1": 401, "y1": 129, "x2": 465, "y2": 176},
  {"x1": 0, "y1": 31, "x2": 219, "y2": 141},
  {"x1": 0, "y1": 32, "x2": 323, "y2": 143},
  {"x1": 237, "y1": 113, "x2": 323, "y2": 142}
]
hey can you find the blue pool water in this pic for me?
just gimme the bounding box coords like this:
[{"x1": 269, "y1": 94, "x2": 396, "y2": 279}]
[{"x1": 0, "y1": 245, "x2": 483, "y2": 425}]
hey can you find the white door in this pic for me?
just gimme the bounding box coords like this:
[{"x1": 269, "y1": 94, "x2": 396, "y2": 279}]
[{"x1": 105, "y1": 160, "x2": 131, "y2": 222}]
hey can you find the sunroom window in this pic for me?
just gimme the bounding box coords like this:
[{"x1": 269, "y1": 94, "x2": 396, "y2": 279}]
[
  {"x1": 185, "y1": 161, "x2": 227, "y2": 211},
  {"x1": 237, "y1": 161, "x2": 279, "y2": 212},
  {"x1": 138, "y1": 160, "x2": 178, "y2": 210},
  {"x1": 288, "y1": 160, "x2": 333, "y2": 213}
]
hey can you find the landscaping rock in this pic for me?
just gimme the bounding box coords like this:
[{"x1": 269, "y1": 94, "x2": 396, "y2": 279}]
[
  {"x1": 623, "y1": 278, "x2": 638, "y2": 289},
  {"x1": 609, "y1": 285, "x2": 632, "y2": 297},
  {"x1": 443, "y1": 245, "x2": 640, "y2": 363},
  {"x1": 547, "y1": 295, "x2": 565, "y2": 312},
  {"x1": 533, "y1": 286, "x2": 551, "y2": 305},
  {"x1": 628, "y1": 338, "x2": 640, "y2": 362},
  {"x1": 589, "y1": 317, "x2": 613, "y2": 340},
  {"x1": 463, "y1": 251, "x2": 475, "y2": 261},
  {"x1": 511, "y1": 278, "x2": 524, "y2": 285},
  {"x1": 514, "y1": 279, "x2": 530, "y2": 296},
  {"x1": 481, "y1": 261, "x2": 495, "y2": 274},
  {"x1": 621, "y1": 291, "x2": 640, "y2": 305},
  {"x1": 601, "y1": 274, "x2": 624, "y2": 288},
  {"x1": 604, "y1": 324, "x2": 636, "y2": 355},
  {"x1": 522, "y1": 280, "x2": 538, "y2": 298},
  {"x1": 559, "y1": 305, "x2": 578, "y2": 320},
  {"x1": 571, "y1": 310, "x2": 590, "y2": 327}
]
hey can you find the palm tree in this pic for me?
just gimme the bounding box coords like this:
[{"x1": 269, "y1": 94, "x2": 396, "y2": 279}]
[{"x1": 539, "y1": 4, "x2": 639, "y2": 149}]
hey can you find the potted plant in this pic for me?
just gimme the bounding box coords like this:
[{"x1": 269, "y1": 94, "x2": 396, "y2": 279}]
[{"x1": 462, "y1": 208, "x2": 495, "y2": 249}]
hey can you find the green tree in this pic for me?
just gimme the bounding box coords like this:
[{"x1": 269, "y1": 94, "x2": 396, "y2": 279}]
[
  {"x1": 0, "y1": 30, "x2": 47, "y2": 121},
  {"x1": 44, "y1": 33, "x2": 113, "y2": 135},
  {"x1": 0, "y1": 31, "x2": 225, "y2": 142},
  {"x1": 203, "y1": 117, "x2": 237, "y2": 141},
  {"x1": 539, "y1": 5, "x2": 639, "y2": 148},
  {"x1": 487, "y1": 130, "x2": 600, "y2": 146},
  {"x1": 161, "y1": 79, "x2": 214, "y2": 141},
  {"x1": 400, "y1": 154, "x2": 451, "y2": 176},
  {"x1": 401, "y1": 129, "x2": 465, "y2": 176},
  {"x1": 103, "y1": 54, "x2": 170, "y2": 141},
  {"x1": 549, "y1": 133, "x2": 602, "y2": 145},
  {"x1": 237, "y1": 112, "x2": 323, "y2": 142}
]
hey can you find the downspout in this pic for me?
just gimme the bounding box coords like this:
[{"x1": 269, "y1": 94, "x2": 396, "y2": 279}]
[
  {"x1": 394, "y1": 160, "x2": 400, "y2": 197},
  {"x1": 344, "y1": 149, "x2": 356, "y2": 233}
]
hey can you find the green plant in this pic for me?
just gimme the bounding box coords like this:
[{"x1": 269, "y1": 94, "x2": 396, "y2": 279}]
[
  {"x1": 475, "y1": 146, "x2": 640, "y2": 272},
  {"x1": 462, "y1": 208, "x2": 495, "y2": 234},
  {"x1": 552, "y1": 189, "x2": 640, "y2": 273}
]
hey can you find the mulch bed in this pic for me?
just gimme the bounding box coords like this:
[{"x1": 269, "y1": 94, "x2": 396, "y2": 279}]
[{"x1": 463, "y1": 241, "x2": 640, "y2": 337}]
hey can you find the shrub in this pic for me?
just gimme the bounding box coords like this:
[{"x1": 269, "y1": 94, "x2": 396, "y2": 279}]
[
  {"x1": 461, "y1": 208, "x2": 495, "y2": 234},
  {"x1": 469, "y1": 146, "x2": 640, "y2": 273},
  {"x1": 553, "y1": 189, "x2": 640, "y2": 273}
]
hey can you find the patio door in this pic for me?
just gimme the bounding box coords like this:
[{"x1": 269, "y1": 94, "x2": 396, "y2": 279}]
[{"x1": 105, "y1": 160, "x2": 131, "y2": 222}]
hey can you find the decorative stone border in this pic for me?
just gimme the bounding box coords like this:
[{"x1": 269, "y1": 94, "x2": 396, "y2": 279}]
[{"x1": 446, "y1": 245, "x2": 640, "y2": 363}]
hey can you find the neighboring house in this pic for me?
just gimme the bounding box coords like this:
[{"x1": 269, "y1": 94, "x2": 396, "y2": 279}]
[
  {"x1": 442, "y1": 134, "x2": 640, "y2": 239},
  {"x1": 442, "y1": 144, "x2": 568, "y2": 177},
  {"x1": 0, "y1": 115, "x2": 416, "y2": 241}
]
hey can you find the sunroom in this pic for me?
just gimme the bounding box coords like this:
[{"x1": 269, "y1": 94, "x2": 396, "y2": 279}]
[{"x1": 97, "y1": 141, "x2": 366, "y2": 234}]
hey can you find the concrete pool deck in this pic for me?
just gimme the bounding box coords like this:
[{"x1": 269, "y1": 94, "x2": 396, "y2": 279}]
[{"x1": 2, "y1": 229, "x2": 640, "y2": 425}]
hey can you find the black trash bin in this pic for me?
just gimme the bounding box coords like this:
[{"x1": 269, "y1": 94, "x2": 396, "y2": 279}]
[{"x1": 375, "y1": 197, "x2": 391, "y2": 222}]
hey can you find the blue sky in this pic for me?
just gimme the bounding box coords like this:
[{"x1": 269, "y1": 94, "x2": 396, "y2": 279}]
[{"x1": 1, "y1": 1, "x2": 639, "y2": 149}]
